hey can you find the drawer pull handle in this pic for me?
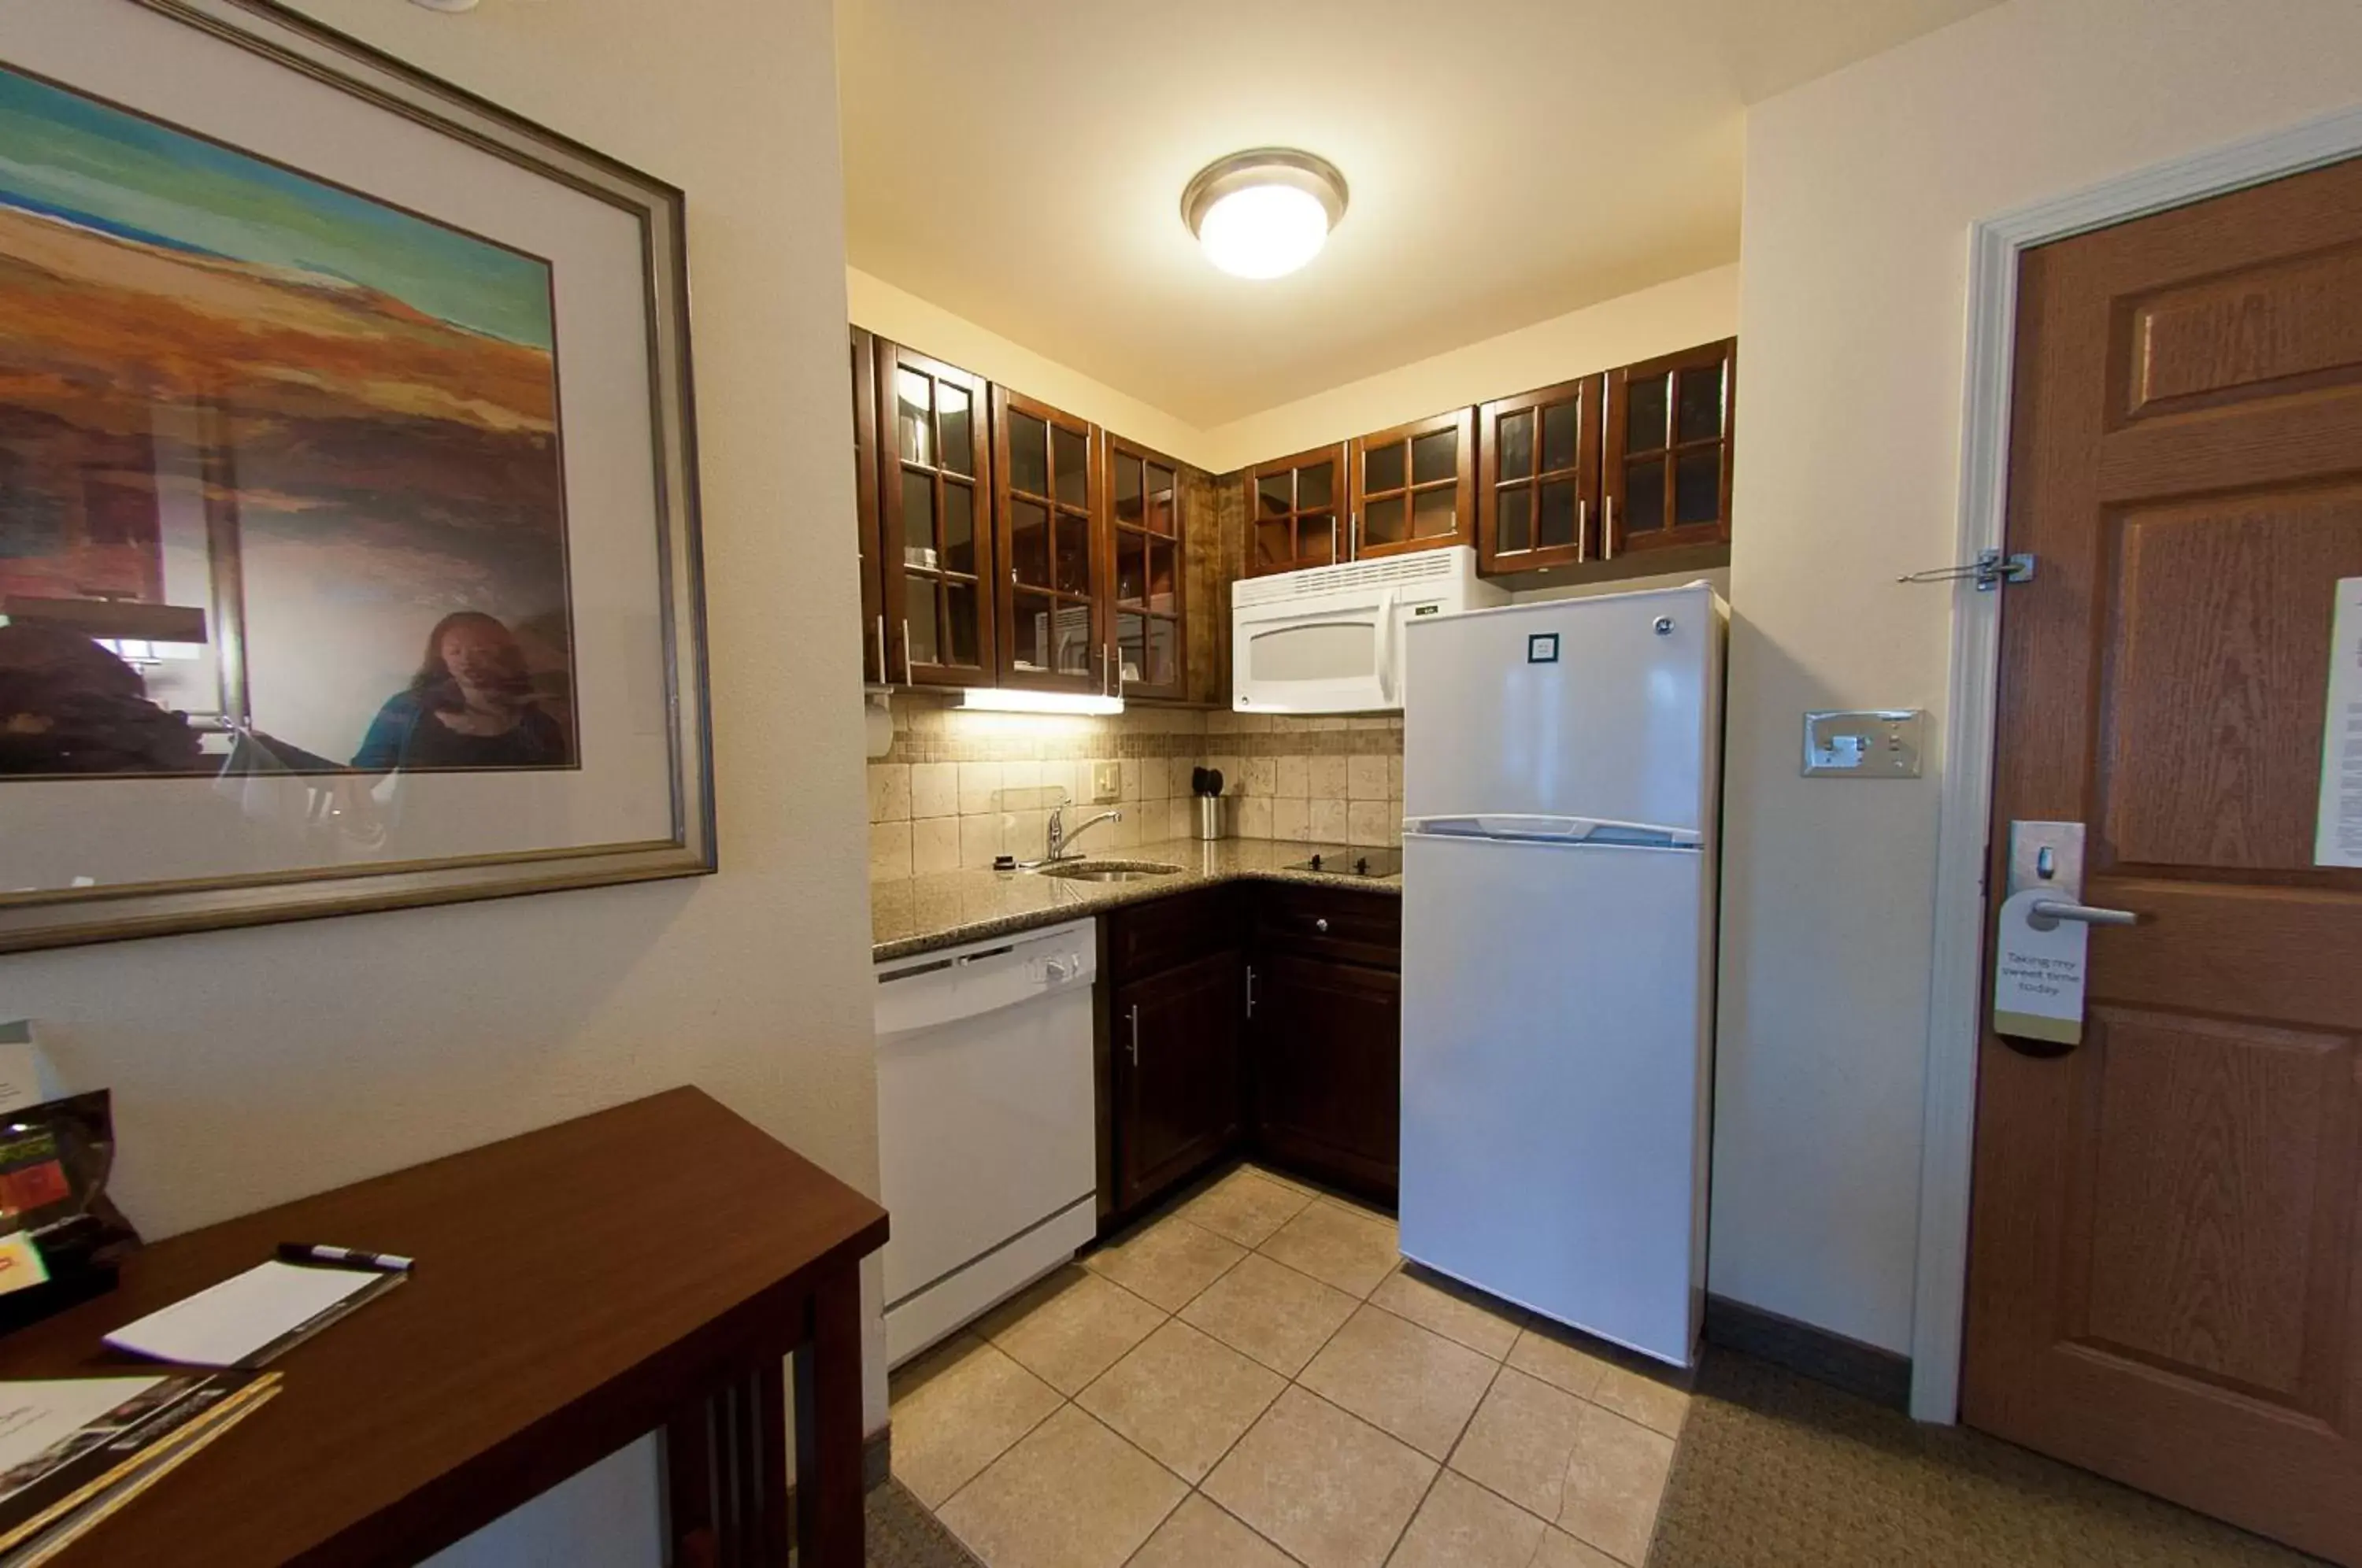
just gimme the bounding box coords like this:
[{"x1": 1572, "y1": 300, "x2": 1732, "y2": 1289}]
[{"x1": 1315, "y1": 918, "x2": 1329, "y2": 934}]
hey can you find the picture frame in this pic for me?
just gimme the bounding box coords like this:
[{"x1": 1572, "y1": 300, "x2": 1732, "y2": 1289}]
[{"x1": 0, "y1": 0, "x2": 716, "y2": 953}]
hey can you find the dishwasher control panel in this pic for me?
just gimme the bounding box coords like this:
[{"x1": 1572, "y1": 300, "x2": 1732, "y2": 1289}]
[{"x1": 874, "y1": 919, "x2": 1098, "y2": 1036}]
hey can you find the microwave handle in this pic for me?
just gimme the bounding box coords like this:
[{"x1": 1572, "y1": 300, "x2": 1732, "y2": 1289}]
[{"x1": 1374, "y1": 586, "x2": 1401, "y2": 705}]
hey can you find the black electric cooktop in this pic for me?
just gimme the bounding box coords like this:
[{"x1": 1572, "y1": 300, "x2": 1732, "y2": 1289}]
[{"x1": 1287, "y1": 849, "x2": 1401, "y2": 878}]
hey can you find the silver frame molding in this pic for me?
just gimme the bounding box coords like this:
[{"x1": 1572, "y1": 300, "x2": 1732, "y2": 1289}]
[
  {"x1": 0, "y1": 0, "x2": 717, "y2": 954},
  {"x1": 1179, "y1": 148, "x2": 1349, "y2": 237}
]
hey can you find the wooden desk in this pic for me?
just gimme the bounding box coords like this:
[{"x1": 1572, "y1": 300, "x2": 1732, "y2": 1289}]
[{"x1": 0, "y1": 1087, "x2": 888, "y2": 1566}]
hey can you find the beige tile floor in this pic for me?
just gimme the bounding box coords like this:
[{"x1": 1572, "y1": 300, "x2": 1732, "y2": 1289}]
[{"x1": 887, "y1": 1163, "x2": 1693, "y2": 1568}]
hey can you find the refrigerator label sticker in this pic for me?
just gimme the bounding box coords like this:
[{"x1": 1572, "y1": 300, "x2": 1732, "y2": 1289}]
[
  {"x1": 1992, "y1": 889, "x2": 2086, "y2": 1046},
  {"x1": 2316, "y1": 577, "x2": 2362, "y2": 868},
  {"x1": 1527, "y1": 634, "x2": 1560, "y2": 664}
]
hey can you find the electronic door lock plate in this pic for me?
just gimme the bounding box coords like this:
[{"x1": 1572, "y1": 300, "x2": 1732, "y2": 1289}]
[{"x1": 1802, "y1": 710, "x2": 1924, "y2": 777}]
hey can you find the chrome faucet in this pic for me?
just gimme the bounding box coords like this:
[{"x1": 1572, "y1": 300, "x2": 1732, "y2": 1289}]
[{"x1": 1042, "y1": 803, "x2": 1122, "y2": 863}]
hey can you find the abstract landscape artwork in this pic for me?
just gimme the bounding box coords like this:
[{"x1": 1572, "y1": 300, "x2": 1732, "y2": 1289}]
[
  {"x1": 0, "y1": 0, "x2": 711, "y2": 952},
  {"x1": 0, "y1": 61, "x2": 576, "y2": 777}
]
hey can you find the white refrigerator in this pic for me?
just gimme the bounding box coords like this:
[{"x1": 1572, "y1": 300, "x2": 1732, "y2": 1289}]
[{"x1": 1398, "y1": 582, "x2": 1725, "y2": 1368}]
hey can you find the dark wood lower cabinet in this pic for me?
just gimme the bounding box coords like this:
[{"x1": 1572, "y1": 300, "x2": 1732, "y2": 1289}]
[
  {"x1": 1113, "y1": 949, "x2": 1243, "y2": 1211},
  {"x1": 1248, "y1": 949, "x2": 1401, "y2": 1202},
  {"x1": 1101, "y1": 882, "x2": 1402, "y2": 1222}
]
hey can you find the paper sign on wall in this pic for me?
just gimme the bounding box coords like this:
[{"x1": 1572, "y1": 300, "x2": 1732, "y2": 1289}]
[
  {"x1": 1993, "y1": 889, "x2": 2087, "y2": 1046},
  {"x1": 2319, "y1": 578, "x2": 2362, "y2": 869},
  {"x1": 0, "y1": 1022, "x2": 57, "y2": 1115}
]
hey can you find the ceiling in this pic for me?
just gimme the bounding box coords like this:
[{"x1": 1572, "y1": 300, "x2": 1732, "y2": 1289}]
[{"x1": 836, "y1": 0, "x2": 1997, "y2": 429}]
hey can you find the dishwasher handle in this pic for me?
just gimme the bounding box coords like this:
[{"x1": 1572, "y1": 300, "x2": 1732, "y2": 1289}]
[{"x1": 873, "y1": 922, "x2": 1098, "y2": 1037}]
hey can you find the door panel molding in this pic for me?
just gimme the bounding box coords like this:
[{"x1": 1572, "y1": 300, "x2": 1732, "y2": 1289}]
[{"x1": 1914, "y1": 100, "x2": 2362, "y2": 1426}]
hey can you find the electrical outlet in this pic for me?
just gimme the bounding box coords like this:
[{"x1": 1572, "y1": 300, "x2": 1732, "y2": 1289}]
[{"x1": 1091, "y1": 761, "x2": 1122, "y2": 803}]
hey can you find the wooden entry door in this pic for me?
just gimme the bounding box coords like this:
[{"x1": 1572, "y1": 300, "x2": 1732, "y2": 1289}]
[{"x1": 1964, "y1": 156, "x2": 2362, "y2": 1562}]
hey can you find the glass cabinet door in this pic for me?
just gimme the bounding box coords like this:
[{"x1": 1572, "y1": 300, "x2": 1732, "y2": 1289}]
[
  {"x1": 1350, "y1": 408, "x2": 1475, "y2": 559},
  {"x1": 879, "y1": 342, "x2": 994, "y2": 686},
  {"x1": 1477, "y1": 376, "x2": 1601, "y2": 575},
  {"x1": 1107, "y1": 435, "x2": 1185, "y2": 701},
  {"x1": 1605, "y1": 338, "x2": 1735, "y2": 556},
  {"x1": 992, "y1": 388, "x2": 1102, "y2": 692},
  {"x1": 851, "y1": 328, "x2": 887, "y2": 684},
  {"x1": 1245, "y1": 444, "x2": 1348, "y2": 576}
]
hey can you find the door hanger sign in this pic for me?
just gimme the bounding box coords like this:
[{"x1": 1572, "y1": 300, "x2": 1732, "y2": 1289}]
[{"x1": 1993, "y1": 889, "x2": 2087, "y2": 1048}]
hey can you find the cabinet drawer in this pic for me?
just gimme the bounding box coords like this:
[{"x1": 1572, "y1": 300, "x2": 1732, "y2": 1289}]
[
  {"x1": 1254, "y1": 886, "x2": 1401, "y2": 968},
  {"x1": 1105, "y1": 886, "x2": 1239, "y2": 981}
]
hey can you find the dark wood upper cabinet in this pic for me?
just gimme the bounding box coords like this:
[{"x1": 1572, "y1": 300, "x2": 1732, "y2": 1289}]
[
  {"x1": 1604, "y1": 338, "x2": 1735, "y2": 557},
  {"x1": 991, "y1": 388, "x2": 1103, "y2": 693},
  {"x1": 1245, "y1": 443, "x2": 1348, "y2": 577},
  {"x1": 879, "y1": 341, "x2": 994, "y2": 686},
  {"x1": 1105, "y1": 434, "x2": 1187, "y2": 701},
  {"x1": 1478, "y1": 375, "x2": 1602, "y2": 574},
  {"x1": 854, "y1": 331, "x2": 1195, "y2": 699},
  {"x1": 1351, "y1": 407, "x2": 1475, "y2": 559},
  {"x1": 851, "y1": 327, "x2": 885, "y2": 684}
]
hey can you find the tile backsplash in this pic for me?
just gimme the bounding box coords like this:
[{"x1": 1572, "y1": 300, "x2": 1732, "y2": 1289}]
[
  {"x1": 866, "y1": 693, "x2": 1405, "y2": 879},
  {"x1": 1198, "y1": 709, "x2": 1405, "y2": 854}
]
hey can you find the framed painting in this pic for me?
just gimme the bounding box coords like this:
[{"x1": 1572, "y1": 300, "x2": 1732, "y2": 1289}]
[{"x1": 0, "y1": 0, "x2": 715, "y2": 952}]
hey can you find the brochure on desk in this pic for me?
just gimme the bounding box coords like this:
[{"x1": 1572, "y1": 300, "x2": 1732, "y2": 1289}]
[{"x1": 0, "y1": 1371, "x2": 276, "y2": 1552}]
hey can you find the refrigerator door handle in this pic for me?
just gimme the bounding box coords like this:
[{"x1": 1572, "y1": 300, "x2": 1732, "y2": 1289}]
[{"x1": 1403, "y1": 814, "x2": 1702, "y2": 847}]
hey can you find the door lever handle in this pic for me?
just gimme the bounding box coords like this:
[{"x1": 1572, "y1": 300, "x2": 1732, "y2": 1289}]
[{"x1": 2027, "y1": 899, "x2": 2138, "y2": 930}]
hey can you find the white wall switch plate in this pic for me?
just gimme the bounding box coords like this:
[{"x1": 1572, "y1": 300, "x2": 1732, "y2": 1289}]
[
  {"x1": 1091, "y1": 762, "x2": 1122, "y2": 803},
  {"x1": 1803, "y1": 710, "x2": 1925, "y2": 778}
]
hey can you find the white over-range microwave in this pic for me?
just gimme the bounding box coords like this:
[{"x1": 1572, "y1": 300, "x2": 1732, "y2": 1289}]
[{"x1": 1231, "y1": 545, "x2": 1507, "y2": 714}]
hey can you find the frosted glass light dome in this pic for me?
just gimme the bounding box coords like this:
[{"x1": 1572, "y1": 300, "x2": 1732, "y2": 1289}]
[
  {"x1": 1182, "y1": 150, "x2": 1347, "y2": 281},
  {"x1": 1196, "y1": 184, "x2": 1331, "y2": 279}
]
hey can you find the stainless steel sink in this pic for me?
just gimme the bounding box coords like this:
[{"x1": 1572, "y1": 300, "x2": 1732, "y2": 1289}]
[{"x1": 1031, "y1": 860, "x2": 1185, "y2": 883}]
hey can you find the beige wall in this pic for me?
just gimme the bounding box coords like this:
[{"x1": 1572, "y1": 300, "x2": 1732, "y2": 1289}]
[
  {"x1": 850, "y1": 268, "x2": 1208, "y2": 466},
  {"x1": 1194, "y1": 266, "x2": 1738, "y2": 473},
  {"x1": 1716, "y1": 0, "x2": 2362, "y2": 1355},
  {"x1": 0, "y1": 2, "x2": 876, "y2": 1562}
]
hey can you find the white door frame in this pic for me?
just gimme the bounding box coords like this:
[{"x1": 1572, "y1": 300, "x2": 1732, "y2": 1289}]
[{"x1": 1909, "y1": 102, "x2": 2362, "y2": 1424}]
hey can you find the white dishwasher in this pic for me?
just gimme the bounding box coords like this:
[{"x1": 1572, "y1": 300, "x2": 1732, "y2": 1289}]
[{"x1": 874, "y1": 919, "x2": 1098, "y2": 1367}]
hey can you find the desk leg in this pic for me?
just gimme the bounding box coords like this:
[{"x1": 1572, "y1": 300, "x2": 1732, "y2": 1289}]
[
  {"x1": 665, "y1": 1358, "x2": 790, "y2": 1568},
  {"x1": 792, "y1": 1265, "x2": 864, "y2": 1568}
]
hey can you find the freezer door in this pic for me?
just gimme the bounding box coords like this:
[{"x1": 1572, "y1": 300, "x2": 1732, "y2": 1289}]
[
  {"x1": 1398, "y1": 831, "x2": 1711, "y2": 1366},
  {"x1": 1401, "y1": 586, "x2": 1721, "y2": 834}
]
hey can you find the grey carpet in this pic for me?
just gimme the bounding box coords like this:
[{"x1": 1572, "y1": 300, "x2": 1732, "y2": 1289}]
[
  {"x1": 861, "y1": 1479, "x2": 986, "y2": 1568},
  {"x1": 784, "y1": 1481, "x2": 983, "y2": 1568},
  {"x1": 1649, "y1": 1350, "x2": 2326, "y2": 1567}
]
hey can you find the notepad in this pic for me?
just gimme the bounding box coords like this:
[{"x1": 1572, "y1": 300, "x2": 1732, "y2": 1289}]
[{"x1": 102, "y1": 1263, "x2": 391, "y2": 1368}]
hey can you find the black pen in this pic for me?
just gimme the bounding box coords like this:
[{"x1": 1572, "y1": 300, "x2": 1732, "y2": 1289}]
[{"x1": 276, "y1": 1242, "x2": 414, "y2": 1273}]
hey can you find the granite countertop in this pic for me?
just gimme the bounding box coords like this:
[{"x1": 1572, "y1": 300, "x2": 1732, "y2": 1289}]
[{"x1": 871, "y1": 836, "x2": 1400, "y2": 963}]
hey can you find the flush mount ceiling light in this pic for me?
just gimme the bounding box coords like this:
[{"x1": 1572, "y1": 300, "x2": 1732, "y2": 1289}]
[
  {"x1": 1182, "y1": 149, "x2": 1347, "y2": 280},
  {"x1": 408, "y1": 0, "x2": 481, "y2": 12}
]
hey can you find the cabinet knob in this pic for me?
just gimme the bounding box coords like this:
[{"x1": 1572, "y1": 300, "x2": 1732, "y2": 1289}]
[{"x1": 1315, "y1": 918, "x2": 1329, "y2": 933}]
